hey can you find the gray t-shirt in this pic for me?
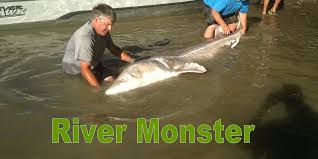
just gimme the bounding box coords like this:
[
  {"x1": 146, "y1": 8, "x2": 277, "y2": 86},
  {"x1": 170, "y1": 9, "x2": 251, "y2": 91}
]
[{"x1": 62, "y1": 21, "x2": 113, "y2": 75}]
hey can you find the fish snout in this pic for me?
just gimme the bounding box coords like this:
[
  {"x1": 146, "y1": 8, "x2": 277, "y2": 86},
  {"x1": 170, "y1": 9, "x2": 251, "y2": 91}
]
[
  {"x1": 183, "y1": 63, "x2": 207, "y2": 73},
  {"x1": 105, "y1": 88, "x2": 116, "y2": 95}
]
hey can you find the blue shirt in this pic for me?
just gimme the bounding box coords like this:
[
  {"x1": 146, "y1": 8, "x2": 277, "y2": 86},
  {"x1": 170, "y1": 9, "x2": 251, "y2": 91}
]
[{"x1": 203, "y1": 0, "x2": 249, "y2": 16}]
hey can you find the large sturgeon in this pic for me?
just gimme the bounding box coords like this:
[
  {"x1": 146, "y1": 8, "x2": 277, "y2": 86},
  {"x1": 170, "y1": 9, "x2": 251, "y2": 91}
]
[{"x1": 105, "y1": 27, "x2": 242, "y2": 95}]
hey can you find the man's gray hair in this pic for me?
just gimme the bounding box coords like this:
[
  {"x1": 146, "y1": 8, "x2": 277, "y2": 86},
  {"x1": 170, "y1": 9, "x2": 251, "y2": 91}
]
[{"x1": 91, "y1": 4, "x2": 116, "y2": 23}]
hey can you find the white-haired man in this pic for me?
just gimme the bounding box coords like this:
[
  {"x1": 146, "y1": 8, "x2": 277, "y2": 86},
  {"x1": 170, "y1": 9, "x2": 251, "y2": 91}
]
[{"x1": 62, "y1": 4, "x2": 135, "y2": 88}]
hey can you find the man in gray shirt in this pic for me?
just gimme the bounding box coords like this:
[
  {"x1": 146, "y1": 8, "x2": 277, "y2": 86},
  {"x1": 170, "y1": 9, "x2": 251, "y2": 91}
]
[{"x1": 62, "y1": 4, "x2": 135, "y2": 88}]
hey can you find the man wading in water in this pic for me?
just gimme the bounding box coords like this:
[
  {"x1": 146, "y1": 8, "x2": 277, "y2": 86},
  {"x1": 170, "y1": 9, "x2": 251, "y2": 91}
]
[{"x1": 62, "y1": 4, "x2": 135, "y2": 88}]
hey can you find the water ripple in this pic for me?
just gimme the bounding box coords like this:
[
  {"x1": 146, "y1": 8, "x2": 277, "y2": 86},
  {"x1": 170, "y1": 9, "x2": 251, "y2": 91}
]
[{"x1": 11, "y1": 89, "x2": 50, "y2": 102}]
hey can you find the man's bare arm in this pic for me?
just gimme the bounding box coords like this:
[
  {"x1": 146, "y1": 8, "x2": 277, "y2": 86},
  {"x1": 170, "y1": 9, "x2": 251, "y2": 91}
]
[
  {"x1": 211, "y1": 9, "x2": 230, "y2": 35},
  {"x1": 239, "y1": 12, "x2": 247, "y2": 35},
  {"x1": 108, "y1": 44, "x2": 135, "y2": 63},
  {"x1": 80, "y1": 61, "x2": 100, "y2": 87}
]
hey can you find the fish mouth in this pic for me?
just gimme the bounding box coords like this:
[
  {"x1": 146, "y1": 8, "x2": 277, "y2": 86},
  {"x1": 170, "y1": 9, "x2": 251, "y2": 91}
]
[
  {"x1": 105, "y1": 89, "x2": 116, "y2": 95},
  {"x1": 105, "y1": 85, "x2": 124, "y2": 95},
  {"x1": 105, "y1": 87, "x2": 114, "y2": 95},
  {"x1": 105, "y1": 81, "x2": 137, "y2": 95},
  {"x1": 105, "y1": 85, "x2": 120, "y2": 95}
]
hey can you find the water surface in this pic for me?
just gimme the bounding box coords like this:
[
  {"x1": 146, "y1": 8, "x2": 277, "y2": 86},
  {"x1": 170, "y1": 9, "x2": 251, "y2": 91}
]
[{"x1": 0, "y1": 1, "x2": 317, "y2": 159}]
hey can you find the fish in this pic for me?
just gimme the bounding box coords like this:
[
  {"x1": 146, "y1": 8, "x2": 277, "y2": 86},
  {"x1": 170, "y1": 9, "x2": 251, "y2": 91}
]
[{"x1": 105, "y1": 27, "x2": 242, "y2": 95}]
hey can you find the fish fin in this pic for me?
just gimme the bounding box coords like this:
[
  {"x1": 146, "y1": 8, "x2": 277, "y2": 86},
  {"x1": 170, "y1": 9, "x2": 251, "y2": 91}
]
[
  {"x1": 231, "y1": 37, "x2": 240, "y2": 48},
  {"x1": 175, "y1": 63, "x2": 207, "y2": 74}
]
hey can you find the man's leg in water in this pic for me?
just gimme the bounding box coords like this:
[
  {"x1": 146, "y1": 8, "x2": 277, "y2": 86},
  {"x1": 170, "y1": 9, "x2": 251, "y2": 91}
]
[
  {"x1": 262, "y1": 0, "x2": 271, "y2": 15},
  {"x1": 271, "y1": 0, "x2": 282, "y2": 13},
  {"x1": 205, "y1": 21, "x2": 237, "y2": 39},
  {"x1": 204, "y1": 24, "x2": 217, "y2": 39},
  {"x1": 203, "y1": 4, "x2": 218, "y2": 39}
]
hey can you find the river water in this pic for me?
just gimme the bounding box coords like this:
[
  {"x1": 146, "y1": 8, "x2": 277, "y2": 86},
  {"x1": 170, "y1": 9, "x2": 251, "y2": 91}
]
[{"x1": 0, "y1": 1, "x2": 317, "y2": 159}]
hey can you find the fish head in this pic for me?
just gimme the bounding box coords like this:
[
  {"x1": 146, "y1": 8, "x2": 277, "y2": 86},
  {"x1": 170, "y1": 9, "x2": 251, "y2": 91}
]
[
  {"x1": 223, "y1": 28, "x2": 242, "y2": 48},
  {"x1": 105, "y1": 63, "x2": 145, "y2": 95}
]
